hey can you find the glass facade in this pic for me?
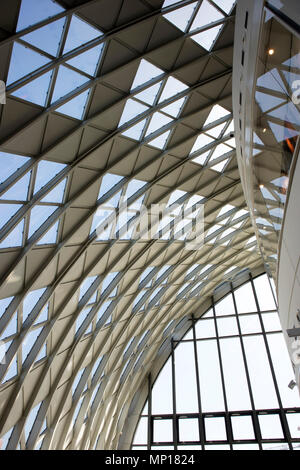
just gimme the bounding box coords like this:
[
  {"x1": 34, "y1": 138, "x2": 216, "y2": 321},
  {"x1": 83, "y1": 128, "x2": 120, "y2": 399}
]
[
  {"x1": 250, "y1": 8, "x2": 300, "y2": 277},
  {"x1": 132, "y1": 273, "x2": 300, "y2": 450}
]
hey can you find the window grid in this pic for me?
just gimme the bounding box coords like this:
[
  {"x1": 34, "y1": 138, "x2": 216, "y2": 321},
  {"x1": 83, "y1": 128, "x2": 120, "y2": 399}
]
[{"x1": 132, "y1": 274, "x2": 300, "y2": 450}]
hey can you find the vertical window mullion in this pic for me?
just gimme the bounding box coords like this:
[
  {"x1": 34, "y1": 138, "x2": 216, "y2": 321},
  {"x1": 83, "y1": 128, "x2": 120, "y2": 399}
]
[
  {"x1": 212, "y1": 297, "x2": 233, "y2": 449},
  {"x1": 230, "y1": 281, "x2": 263, "y2": 449},
  {"x1": 191, "y1": 314, "x2": 205, "y2": 450},
  {"x1": 171, "y1": 338, "x2": 178, "y2": 450},
  {"x1": 249, "y1": 273, "x2": 293, "y2": 450}
]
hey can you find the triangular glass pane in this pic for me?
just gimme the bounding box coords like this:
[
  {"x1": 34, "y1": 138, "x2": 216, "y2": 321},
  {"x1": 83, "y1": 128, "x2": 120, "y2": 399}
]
[
  {"x1": 268, "y1": 102, "x2": 300, "y2": 126},
  {"x1": 98, "y1": 173, "x2": 123, "y2": 199},
  {"x1": 96, "y1": 301, "x2": 111, "y2": 322},
  {"x1": 192, "y1": 150, "x2": 210, "y2": 165},
  {"x1": 119, "y1": 99, "x2": 148, "y2": 127},
  {"x1": 191, "y1": 25, "x2": 223, "y2": 50},
  {"x1": 51, "y1": 65, "x2": 89, "y2": 103},
  {"x1": 0, "y1": 152, "x2": 30, "y2": 184},
  {"x1": 257, "y1": 69, "x2": 288, "y2": 95},
  {"x1": 159, "y1": 77, "x2": 188, "y2": 103},
  {"x1": 41, "y1": 179, "x2": 67, "y2": 203},
  {"x1": 211, "y1": 159, "x2": 228, "y2": 172},
  {"x1": 218, "y1": 204, "x2": 234, "y2": 216},
  {"x1": 79, "y1": 276, "x2": 97, "y2": 302},
  {"x1": 161, "y1": 97, "x2": 186, "y2": 117},
  {"x1": 16, "y1": 0, "x2": 65, "y2": 32},
  {"x1": 0, "y1": 204, "x2": 22, "y2": 229},
  {"x1": 145, "y1": 112, "x2": 173, "y2": 136},
  {"x1": 0, "y1": 172, "x2": 30, "y2": 201},
  {"x1": 1, "y1": 312, "x2": 17, "y2": 339},
  {"x1": 164, "y1": 2, "x2": 197, "y2": 32},
  {"x1": 268, "y1": 121, "x2": 299, "y2": 143},
  {"x1": 255, "y1": 91, "x2": 286, "y2": 113},
  {"x1": 125, "y1": 179, "x2": 146, "y2": 200},
  {"x1": 66, "y1": 44, "x2": 104, "y2": 76},
  {"x1": 135, "y1": 82, "x2": 162, "y2": 105},
  {"x1": 101, "y1": 272, "x2": 118, "y2": 293},
  {"x1": 213, "y1": 0, "x2": 236, "y2": 14},
  {"x1": 11, "y1": 71, "x2": 53, "y2": 106},
  {"x1": 56, "y1": 89, "x2": 90, "y2": 119},
  {"x1": 206, "y1": 122, "x2": 227, "y2": 138},
  {"x1": 122, "y1": 119, "x2": 146, "y2": 140},
  {"x1": 148, "y1": 130, "x2": 171, "y2": 149},
  {"x1": 190, "y1": 134, "x2": 214, "y2": 154},
  {"x1": 34, "y1": 161, "x2": 66, "y2": 194},
  {"x1": 131, "y1": 59, "x2": 163, "y2": 90},
  {"x1": 37, "y1": 220, "x2": 59, "y2": 245},
  {"x1": 232, "y1": 209, "x2": 248, "y2": 221},
  {"x1": 253, "y1": 132, "x2": 264, "y2": 146},
  {"x1": 167, "y1": 189, "x2": 186, "y2": 207},
  {"x1": 76, "y1": 307, "x2": 92, "y2": 332},
  {"x1": 191, "y1": 0, "x2": 224, "y2": 31},
  {"x1": 7, "y1": 43, "x2": 50, "y2": 85},
  {"x1": 63, "y1": 15, "x2": 102, "y2": 54},
  {"x1": 0, "y1": 297, "x2": 14, "y2": 321},
  {"x1": 0, "y1": 220, "x2": 24, "y2": 249},
  {"x1": 22, "y1": 18, "x2": 66, "y2": 56},
  {"x1": 209, "y1": 143, "x2": 231, "y2": 161},
  {"x1": 35, "y1": 304, "x2": 49, "y2": 324},
  {"x1": 28, "y1": 205, "x2": 57, "y2": 238},
  {"x1": 90, "y1": 207, "x2": 111, "y2": 236},
  {"x1": 205, "y1": 104, "x2": 230, "y2": 126},
  {"x1": 105, "y1": 191, "x2": 122, "y2": 207},
  {"x1": 23, "y1": 288, "x2": 47, "y2": 322},
  {"x1": 3, "y1": 356, "x2": 17, "y2": 383}
]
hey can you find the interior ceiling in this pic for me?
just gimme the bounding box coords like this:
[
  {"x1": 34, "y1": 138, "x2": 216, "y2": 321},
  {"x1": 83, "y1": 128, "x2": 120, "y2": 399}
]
[{"x1": 0, "y1": 0, "x2": 264, "y2": 450}]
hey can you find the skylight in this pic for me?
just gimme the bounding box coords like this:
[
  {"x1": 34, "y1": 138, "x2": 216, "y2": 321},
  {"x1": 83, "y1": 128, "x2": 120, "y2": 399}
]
[
  {"x1": 28, "y1": 205, "x2": 58, "y2": 238},
  {"x1": 205, "y1": 104, "x2": 231, "y2": 125},
  {"x1": 66, "y1": 44, "x2": 104, "y2": 76},
  {"x1": 191, "y1": 25, "x2": 223, "y2": 50},
  {"x1": 212, "y1": 0, "x2": 236, "y2": 14},
  {"x1": 22, "y1": 18, "x2": 66, "y2": 56},
  {"x1": 56, "y1": 89, "x2": 91, "y2": 120},
  {"x1": 191, "y1": 0, "x2": 224, "y2": 30},
  {"x1": 0, "y1": 152, "x2": 30, "y2": 184},
  {"x1": 158, "y1": 76, "x2": 188, "y2": 103},
  {"x1": 147, "y1": 131, "x2": 171, "y2": 149},
  {"x1": 164, "y1": 2, "x2": 197, "y2": 32},
  {"x1": 119, "y1": 100, "x2": 148, "y2": 127},
  {"x1": 12, "y1": 71, "x2": 53, "y2": 107},
  {"x1": 34, "y1": 161, "x2": 66, "y2": 194},
  {"x1": 0, "y1": 220, "x2": 24, "y2": 249},
  {"x1": 145, "y1": 112, "x2": 173, "y2": 136},
  {"x1": 51, "y1": 66, "x2": 89, "y2": 103},
  {"x1": 7, "y1": 43, "x2": 50, "y2": 85},
  {"x1": 16, "y1": 0, "x2": 65, "y2": 32},
  {"x1": 63, "y1": 15, "x2": 103, "y2": 54},
  {"x1": 131, "y1": 60, "x2": 163, "y2": 90},
  {"x1": 135, "y1": 82, "x2": 162, "y2": 105}
]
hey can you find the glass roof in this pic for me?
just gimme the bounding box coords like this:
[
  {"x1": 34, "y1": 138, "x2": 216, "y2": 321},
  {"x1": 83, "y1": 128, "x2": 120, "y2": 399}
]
[{"x1": 0, "y1": 0, "x2": 263, "y2": 453}]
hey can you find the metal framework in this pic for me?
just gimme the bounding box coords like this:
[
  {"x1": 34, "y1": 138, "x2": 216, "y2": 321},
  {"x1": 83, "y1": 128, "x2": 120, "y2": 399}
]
[
  {"x1": 132, "y1": 273, "x2": 300, "y2": 451},
  {"x1": 0, "y1": 0, "x2": 267, "y2": 450}
]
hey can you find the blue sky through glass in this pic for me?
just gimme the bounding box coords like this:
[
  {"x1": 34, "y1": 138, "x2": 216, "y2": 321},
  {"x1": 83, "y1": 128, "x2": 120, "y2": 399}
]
[{"x1": 16, "y1": 0, "x2": 65, "y2": 32}]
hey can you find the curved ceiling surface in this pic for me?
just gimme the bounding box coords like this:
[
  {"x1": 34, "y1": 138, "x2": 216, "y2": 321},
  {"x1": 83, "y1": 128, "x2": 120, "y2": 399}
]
[{"x1": 0, "y1": 0, "x2": 263, "y2": 450}]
